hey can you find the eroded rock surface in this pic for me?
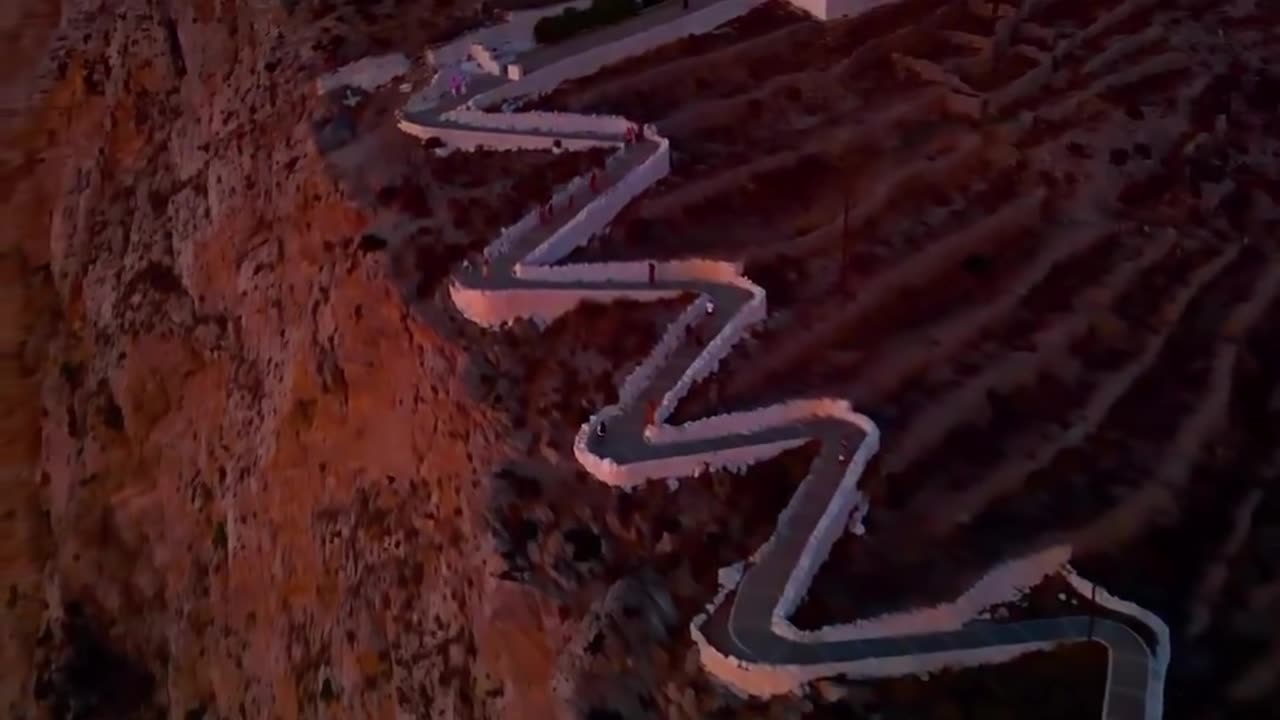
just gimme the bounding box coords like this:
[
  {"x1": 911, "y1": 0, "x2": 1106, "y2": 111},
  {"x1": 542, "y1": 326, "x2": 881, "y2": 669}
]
[{"x1": 1, "y1": 1, "x2": 540, "y2": 717}]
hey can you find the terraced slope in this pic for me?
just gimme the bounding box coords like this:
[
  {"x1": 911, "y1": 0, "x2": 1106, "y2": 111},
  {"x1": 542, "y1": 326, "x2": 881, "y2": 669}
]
[{"x1": 400, "y1": 0, "x2": 1279, "y2": 716}]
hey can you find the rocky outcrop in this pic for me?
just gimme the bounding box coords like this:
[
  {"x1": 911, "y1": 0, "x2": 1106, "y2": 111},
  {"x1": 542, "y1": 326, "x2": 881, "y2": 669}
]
[{"x1": 2, "y1": 1, "x2": 541, "y2": 717}]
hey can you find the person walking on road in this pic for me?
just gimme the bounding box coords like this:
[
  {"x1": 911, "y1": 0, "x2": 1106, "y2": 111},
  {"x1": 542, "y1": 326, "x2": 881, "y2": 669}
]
[{"x1": 647, "y1": 261, "x2": 656, "y2": 286}]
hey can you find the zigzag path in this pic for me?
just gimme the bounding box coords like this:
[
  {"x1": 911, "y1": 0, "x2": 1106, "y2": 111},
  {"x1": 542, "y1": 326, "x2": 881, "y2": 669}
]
[{"x1": 393, "y1": 1, "x2": 1193, "y2": 716}]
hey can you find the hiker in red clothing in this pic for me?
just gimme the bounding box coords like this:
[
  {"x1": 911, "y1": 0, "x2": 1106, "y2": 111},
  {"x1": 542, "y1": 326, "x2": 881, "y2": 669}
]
[{"x1": 645, "y1": 400, "x2": 657, "y2": 427}]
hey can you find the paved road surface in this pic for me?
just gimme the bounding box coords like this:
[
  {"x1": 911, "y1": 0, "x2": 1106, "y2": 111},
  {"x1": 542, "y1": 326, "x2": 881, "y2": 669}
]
[{"x1": 395, "y1": 3, "x2": 1167, "y2": 717}]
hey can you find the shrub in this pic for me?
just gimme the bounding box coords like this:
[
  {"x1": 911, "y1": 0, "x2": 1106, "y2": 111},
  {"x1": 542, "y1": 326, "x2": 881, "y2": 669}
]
[{"x1": 533, "y1": 0, "x2": 641, "y2": 45}]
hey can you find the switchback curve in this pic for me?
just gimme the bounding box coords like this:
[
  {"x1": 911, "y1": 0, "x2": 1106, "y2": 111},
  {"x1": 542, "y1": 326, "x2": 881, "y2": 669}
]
[{"x1": 395, "y1": 3, "x2": 1171, "y2": 717}]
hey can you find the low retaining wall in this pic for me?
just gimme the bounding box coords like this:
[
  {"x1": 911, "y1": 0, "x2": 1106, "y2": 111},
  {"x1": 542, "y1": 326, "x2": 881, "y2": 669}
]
[
  {"x1": 807, "y1": 0, "x2": 904, "y2": 21},
  {"x1": 772, "y1": 424, "x2": 879, "y2": 622},
  {"x1": 690, "y1": 542, "x2": 1068, "y2": 700},
  {"x1": 450, "y1": 283, "x2": 684, "y2": 328},
  {"x1": 442, "y1": 108, "x2": 632, "y2": 137},
  {"x1": 398, "y1": 119, "x2": 619, "y2": 152},
  {"x1": 576, "y1": 434, "x2": 810, "y2": 488},
  {"x1": 653, "y1": 281, "x2": 766, "y2": 421},
  {"x1": 427, "y1": 0, "x2": 594, "y2": 69},
  {"x1": 520, "y1": 256, "x2": 748, "y2": 287},
  {"x1": 776, "y1": 545, "x2": 1074, "y2": 643},
  {"x1": 525, "y1": 138, "x2": 672, "y2": 265},
  {"x1": 1063, "y1": 568, "x2": 1170, "y2": 720},
  {"x1": 488, "y1": 145, "x2": 632, "y2": 263},
  {"x1": 315, "y1": 52, "x2": 410, "y2": 94},
  {"x1": 646, "y1": 398, "x2": 874, "y2": 446},
  {"x1": 692, "y1": 611, "x2": 1060, "y2": 698},
  {"x1": 411, "y1": 1, "x2": 1172, "y2": 711},
  {"x1": 471, "y1": 0, "x2": 768, "y2": 109},
  {"x1": 470, "y1": 42, "x2": 506, "y2": 76},
  {"x1": 612, "y1": 288, "x2": 707, "y2": 406}
]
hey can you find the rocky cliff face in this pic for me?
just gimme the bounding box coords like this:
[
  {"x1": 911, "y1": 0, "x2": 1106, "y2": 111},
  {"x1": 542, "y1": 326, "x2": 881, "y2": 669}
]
[{"x1": 0, "y1": 2, "x2": 557, "y2": 718}]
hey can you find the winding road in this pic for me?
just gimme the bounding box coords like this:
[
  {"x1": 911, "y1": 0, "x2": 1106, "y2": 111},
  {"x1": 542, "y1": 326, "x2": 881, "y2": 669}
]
[{"x1": 395, "y1": 1, "x2": 1170, "y2": 716}]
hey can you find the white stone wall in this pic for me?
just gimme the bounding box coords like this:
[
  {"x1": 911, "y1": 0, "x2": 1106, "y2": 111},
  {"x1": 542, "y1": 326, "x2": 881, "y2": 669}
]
[
  {"x1": 427, "y1": 0, "x2": 594, "y2": 69},
  {"x1": 1063, "y1": 568, "x2": 1171, "y2": 720},
  {"x1": 470, "y1": 42, "x2": 505, "y2": 76},
  {"x1": 450, "y1": 283, "x2": 684, "y2": 328},
  {"x1": 523, "y1": 138, "x2": 672, "y2": 265},
  {"x1": 486, "y1": 208, "x2": 543, "y2": 264},
  {"x1": 471, "y1": 0, "x2": 768, "y2": 109},
  {"x1": 772, "y1": 424, "x2": 880, "y2": 622},
  {"x1": 691, "y1": 610, "x2": 1060, "y2": 698},
  {"x1": 576, "y1": 434, "x2": 810, "y2": 488},
  {"x1": 397, "y1": 119, "x2": 619, "y2": 152},
  {"x1": 776, "y1": 545, "x2": 1075, "y2": 643},
  {"x1": 442, "y1": 108, "x2": 633, "y2": 137},
  {"x1": 410, "y1": 0, "x2": 1175, "y2": 709},
  {"x1": 652, "y1": 280, "x2": 766, "y2": 422},
  {"x1": 645, "y1": 398, "x2": 871, "y2": 446},
  {"x1": 785, "y1": 0, "x2": 827, "y2": 18},
  {"x1": 797, "y1": 0, "x2": 904, "y2": 21},
  {"x1": 315, "y1": 52, "x2": 410, "y2": 95}
]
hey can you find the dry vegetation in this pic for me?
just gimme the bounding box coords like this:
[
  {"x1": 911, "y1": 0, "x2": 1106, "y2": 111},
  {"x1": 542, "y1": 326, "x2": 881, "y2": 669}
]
[{"x1": 458, "y1": 0, "x2": 1280, "y2": 716}]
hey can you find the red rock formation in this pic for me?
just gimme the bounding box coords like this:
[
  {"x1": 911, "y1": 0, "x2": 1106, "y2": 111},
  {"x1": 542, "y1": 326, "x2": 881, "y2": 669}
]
[{"x1": 1, "y1": 1, "x2": 550, "y2": 717}]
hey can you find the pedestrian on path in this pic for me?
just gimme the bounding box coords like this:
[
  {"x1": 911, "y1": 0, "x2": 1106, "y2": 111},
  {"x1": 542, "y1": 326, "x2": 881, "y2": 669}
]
[
  {"x1": 647, "y1": 261, "x2": 656, "y2": 286},
  {"x1": 685, "y1": 321, "x2": 704, "y2": 347},
  {"x1": 589, "y1": 169, "x2": 600, "y2": 193}
]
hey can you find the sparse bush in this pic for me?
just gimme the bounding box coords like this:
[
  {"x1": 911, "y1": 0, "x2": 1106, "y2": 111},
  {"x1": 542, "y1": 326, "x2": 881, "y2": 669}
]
[{"x1": 533, "y1": 0, "x2": 642, "y2": 45}]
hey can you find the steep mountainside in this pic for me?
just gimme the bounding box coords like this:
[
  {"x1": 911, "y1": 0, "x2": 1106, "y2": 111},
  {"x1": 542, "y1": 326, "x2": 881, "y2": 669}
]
[{"x1": 0, "y1": 1, "x2": 570, "y2": 718}]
